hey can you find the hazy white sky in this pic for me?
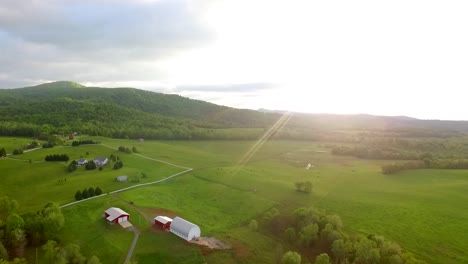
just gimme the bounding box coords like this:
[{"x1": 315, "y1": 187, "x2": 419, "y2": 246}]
[{"x1": 1, "y1": 0, "x2": 468, "y2": 120}]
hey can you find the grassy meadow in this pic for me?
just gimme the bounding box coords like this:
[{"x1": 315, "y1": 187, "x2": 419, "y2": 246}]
[
  {"x1": 0, "y1": 142, "x2": 183, "y2": 212},
  {"x1": 1, "y1": 137, "x2": 467, "y2": 263}
]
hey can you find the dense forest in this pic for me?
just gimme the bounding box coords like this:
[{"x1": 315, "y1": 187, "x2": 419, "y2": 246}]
[{"x1": 257, "y1": 206, "x2": 425, "y2": 264}]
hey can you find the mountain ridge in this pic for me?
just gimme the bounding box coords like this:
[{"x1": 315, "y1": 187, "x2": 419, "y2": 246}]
[{"x1": 1, "y1": 81, "x2": 468, "y2": 140}]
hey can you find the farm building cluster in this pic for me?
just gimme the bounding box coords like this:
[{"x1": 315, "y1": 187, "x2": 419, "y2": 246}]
[
  {"x1": 103, "y1": 207, "x2": 201, "y2": 241},
  {"x1": 154, "y1": 216, "x2": 201, "y2": 241}
]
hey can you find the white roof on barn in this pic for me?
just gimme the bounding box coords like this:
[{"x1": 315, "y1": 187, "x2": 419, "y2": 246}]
[
  {"x1": 94, "y1": 157, "x2": 108, "y2": 162},
  {"x1": 105, "y1": 207, "x2": 129, "y2": 221},
  {"x1": 170, "y1": 217, "x2": 201, "y2": 241},
  {"x1": 154, "y1": 216, "x2": 172, "y2": 224}
]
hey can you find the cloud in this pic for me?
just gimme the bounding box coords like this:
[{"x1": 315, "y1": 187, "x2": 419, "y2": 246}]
[
  {"x1": 174, "y1": 83, "x2": 277, "y2": 93},
  {"x1": 0, "y1": 0, "x2": 213, "y2": 88}
]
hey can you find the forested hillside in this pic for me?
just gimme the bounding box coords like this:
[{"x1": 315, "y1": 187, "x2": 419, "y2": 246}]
[
  {"x1": 0, "y1": 81, "x2": 279, "y2": 139},
  {"x1": 2, "y1": 81, "x2": 468, "y2": 141}
]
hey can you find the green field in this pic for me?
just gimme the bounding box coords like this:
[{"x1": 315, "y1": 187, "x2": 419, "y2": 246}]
[
  {"x1": 1, "y1": 138, "x2": 467, "y2": 263},
  {"x1": 0, "y1": 143, "x2": 183, "y2": 212}
]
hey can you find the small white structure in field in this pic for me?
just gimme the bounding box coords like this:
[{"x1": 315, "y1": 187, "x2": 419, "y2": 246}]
[
  {"x1": 77, "y1": 158, "x2": 88, "y2": 166},
  {"x1": 170, "y1": 217, "x2": 201, "y2": 241},
  {"x1": 116, "y1": 176, "x2": 128, "y2": 182},
  {"x1": 306, "y1": 163, "x2": 314, "y2": 170}
]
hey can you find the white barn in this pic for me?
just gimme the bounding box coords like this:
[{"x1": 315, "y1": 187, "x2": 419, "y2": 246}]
[{"x1": 170, "y1": 217, "x2": 201, "y2": 241}]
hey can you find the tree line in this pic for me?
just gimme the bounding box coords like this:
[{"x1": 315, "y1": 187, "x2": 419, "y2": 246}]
[
  {"x1": 44, "y1": 154, "x2": 69, "y2": 162},
  {"x1": 71, "y1": 140, "x2": 98, "y2": 146},
  {"x1": 382, "y1": 159, "x2": 468, "y2": 174},
  {"x1": 332, "y1": 146, "x2": 419, "y2": 160},
  {"x1": 74, "y1": 187, "x2": 103, "y2": 201},
  {"x1": 254, "y1": 206, "x2": 424, "y2": 264}
]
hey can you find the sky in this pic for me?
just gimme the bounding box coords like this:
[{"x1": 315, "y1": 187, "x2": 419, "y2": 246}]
[{"x1": 1, "y1": 0, "x2": 468, "y2": 120}]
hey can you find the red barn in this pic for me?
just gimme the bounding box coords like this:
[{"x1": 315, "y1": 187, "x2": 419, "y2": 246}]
[
  {"x1": 154, "y1": 216, "x2": 172, "y2": 229},
  {"x1": 104, "y1": 207, "x2": 130, "y2": 223}
]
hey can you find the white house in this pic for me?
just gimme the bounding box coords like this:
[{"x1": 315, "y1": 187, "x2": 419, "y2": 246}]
[
  {"x1": 116, "y1": 176, "x2": 128, "y2": 182},
  {"x1": 94, "y1": 157, "x2": 108, "y2": 167},
  {"x1": 77, "y1": 158, "x2": 88, "y2": 166},
  {"x1": 170, "y1": 217, "x2": 201, "y2": 241},
  {"x1": 104, "y1": 207, "x2": 129, "y2": 223}
]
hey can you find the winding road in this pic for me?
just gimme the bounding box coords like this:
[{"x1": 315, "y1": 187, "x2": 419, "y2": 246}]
[{"x1": 11, "y1": 143, "x2": 193, "y2": 263}]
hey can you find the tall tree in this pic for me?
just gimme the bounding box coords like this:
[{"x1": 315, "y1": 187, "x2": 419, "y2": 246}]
[
  {"x1": 315, "y1": 253, "x2": 331, "y2": 264},
  {"x1": 0, "y1": 197, "x2": 18, "y2": 222},
  {"x1": 39, "y1": 203, "x2": 65, "y2": 240},
  {"x1": 75, "y1": 191, "x2": 82, "y2": 201},
  {"x1": 87, "y1": 256, "x2": 102, "y2": 264},
  {"x1": 42, "y1": 240, "x2": 58, "y2": 264},
  {"x1": 10, "y1": 229, "x2": 27, "y2": 258},
  {"x1": 332, "y1": 239, "x2": 350, "y2": 264},
  {"x1": 82, "y1": 189, "x2": 89, "y2": 199},
  {"x1": 281, "y1": 251, "x2": 301, "y2": 264},
  {"x1": 94, "y1": 187, "x2": 102, "y2": 195},
  {"x1": 0, "y1": 241, "x2": 8, "y2": 261},
  {"x1": 355, "y1": 238, "x2": 381, "y2": 264},
  {"x1": 301, "y1": 223, "x2": 319, "y2": 246},
  {"x1": 88, "y1": 187, "x2": 95, "y2": 197}
]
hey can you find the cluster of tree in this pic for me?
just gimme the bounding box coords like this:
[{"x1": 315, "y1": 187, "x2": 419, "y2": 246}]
[
  {"x1": 294, "y1": 181, "x2": 312, "y2": 193},
  {"x1": 113, "y1": 161, "x2": 123, "y2": 170},
  {"x1": 382, "y1": 159, "x2": 468, "y2": 174},
  {"x1": 44, "y1": 154, "x2": 69, "y2": 162},
  {"x1": 332, "y1": 146, "x2": 419, "y2": 160},
  {"x1": 85, "y1": 161, "x2": 96, "y2": 170},
  {"x1": 109, "y1": 154, "x2": 119, "y2": 162},
  {"x1": 42, "y1": 142, "x2": 55, "y2": 148},
  {"x1": 42, "y1": 240, "x2": 101, "y2": 264},
  {"x1": 118, "y1": 146, "x2": 132, "y2": 154},
  {"x1": 24, "y1": 141, "x2": 39, "y2": 149},
  {"x1": 11, "y1": 150, "x2": 23, "y2": 155},
  {"x1": 68, "y1": 160, "x2": 77, "y2": 172},
  {"x1": 74, "y1": 187, "x2": 103, "y2": 201},
  {"x1": 0, "y1": 148, "x2": 6, "y2": 157},
  {"x1": 259, "y1": 207, "x2": 425, "y2": 264},
  {"x1": 71, "y1": 140, "x2": 98, "y2": 147},
  {"x1": 0, "y1": 197, "x2": 65, "y2": 262}
]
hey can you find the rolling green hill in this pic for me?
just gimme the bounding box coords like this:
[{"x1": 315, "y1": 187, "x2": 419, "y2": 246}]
[
  {"x1": 2, "y1": 81, "x2": 468, "y2": 141},
  {"x1": 0, "y1": 81, "x2": 279, "y2": 139}
]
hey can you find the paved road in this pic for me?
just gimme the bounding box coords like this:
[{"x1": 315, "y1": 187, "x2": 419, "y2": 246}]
[
  {"x1": 125, "y1": 226, "x2": 141, "y2": 263},
  {"x1": 15, "y1": 142, "x2": 193, "y2": 263}
]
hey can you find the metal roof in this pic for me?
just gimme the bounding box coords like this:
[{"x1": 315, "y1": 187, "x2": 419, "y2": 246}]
[
  {"x1": 170, "y1": 217, "x2": 199, "y2": 237},
  {"x1": 154, "y1": 216, "x2": 172, "y2": 224},
  {"x1": 105, "y1": 207, "x2": 129, "y2": 221},
  {"x1": 94, "y1": 157, "x2": 108, "y2": 162}
]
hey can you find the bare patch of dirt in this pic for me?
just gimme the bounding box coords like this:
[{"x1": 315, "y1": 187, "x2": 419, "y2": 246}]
[
  {"x1": 228, "y1": 239, "x2": 251, "y2": 259},
  {"x1": 141, "y1": 207, "x2": 178, "y2": 219},
  {"x1": 190, "y1": 237, "x2": 231, "y2": 250}
]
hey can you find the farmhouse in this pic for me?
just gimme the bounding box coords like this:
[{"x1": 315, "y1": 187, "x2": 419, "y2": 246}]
[
  {"x1": 170, "y1": 217, "x2": 201, "y2": 241},
  {"x1": 116, "y1": 175, "x2": 128, "y2": 182},
  {"x1": 154, "y1": 216, "x2": 172, "y2": 229},
  {"x1": 94, "y1": 157, "x2": 108, "y2": 167},
  {"x1": 77, "y1": 158, "x2": 88, "y2": 166},
  {"x1": 104, "y1": 207, "x2": 129, "y2": 223}
]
